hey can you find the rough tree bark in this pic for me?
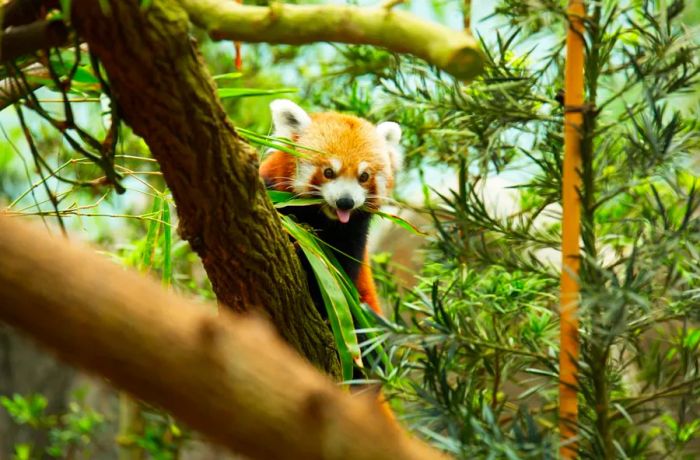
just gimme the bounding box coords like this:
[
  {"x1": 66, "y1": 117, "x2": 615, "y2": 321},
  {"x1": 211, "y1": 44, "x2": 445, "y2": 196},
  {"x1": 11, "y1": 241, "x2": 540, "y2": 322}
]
[
  {"x1": 2, "y1": 0, "x2": 484, "y2": 382},
  {"x1": 0, "y1": 217, "x2": 449, "y2": 460},
  {"x1": 70, "y1": 0, "x2": 340, "y2": 377}
]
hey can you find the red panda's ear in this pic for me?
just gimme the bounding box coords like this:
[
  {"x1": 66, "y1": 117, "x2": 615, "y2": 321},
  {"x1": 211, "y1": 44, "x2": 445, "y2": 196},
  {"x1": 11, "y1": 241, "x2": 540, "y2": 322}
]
[
  {"x1": 377, "y1": 121, "x2": 403, "y2": 173},
  {"x1": 270, "y1": 99, "x2": 311, "y2": 139}
]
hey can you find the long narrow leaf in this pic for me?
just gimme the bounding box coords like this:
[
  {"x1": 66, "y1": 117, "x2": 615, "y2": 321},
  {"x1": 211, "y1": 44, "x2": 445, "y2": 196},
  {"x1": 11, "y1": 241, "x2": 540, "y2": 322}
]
[
  {"x1": 212, "y1": 72, "x2": 243, "y2": 81},
  {"x1": 282, "y1": 216, "x2": 360, "y2": 381},
  {"x1": 140, "y1": 197, "x2": 162, "y2": 270},
  {"x1": 372, "y1": 209, "x2": 427, "y2": 236},
  {"x1": 161, "y1": 200, "x2": 172, "y2": 286},
  {"x1": 218, "y1": 87, "x2": 297, "y2": 99},
  {"x1": 275, "y1": 198, "x2": 324, "y2": 208}
]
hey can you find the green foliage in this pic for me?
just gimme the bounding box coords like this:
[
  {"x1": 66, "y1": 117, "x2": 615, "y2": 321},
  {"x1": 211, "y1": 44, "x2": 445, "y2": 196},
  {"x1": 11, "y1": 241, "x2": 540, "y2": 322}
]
[
  {"x1": 308, "y1": 0, "x2": 700, "y2": 458},
  {"x1": 134, "y1": 411, "x2": 184, "y2": 460},
  {"x1": 1, "y1": 394, "x2": 51, "y2": 429},
  {"x1": 2, "y1": 0, "x2": 700, "y2": 458},
  {"x1": 269, "y1": 190, "x2": 400, "y2": 382},
  {"x1": 374, "y1": 267, "x2": 558, "y2": 458},
  {"x1": 1, "y1": 392, "x2": 104, "y2": 458}
]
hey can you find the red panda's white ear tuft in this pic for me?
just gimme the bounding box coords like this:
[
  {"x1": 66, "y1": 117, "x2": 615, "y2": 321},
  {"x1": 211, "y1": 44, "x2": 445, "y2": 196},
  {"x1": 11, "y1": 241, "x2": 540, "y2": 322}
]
[
  {"x1": 377, "y1": 121, "x2": 403, "y2": 173},
  {"x1": 270, "y1": 99, "x2": 311, "y2": 139}
]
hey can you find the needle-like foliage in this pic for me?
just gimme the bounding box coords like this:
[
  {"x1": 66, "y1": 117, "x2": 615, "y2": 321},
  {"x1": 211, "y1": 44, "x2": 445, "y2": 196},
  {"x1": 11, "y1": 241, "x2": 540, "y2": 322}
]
[{"x1": 310, "y1": 0, "x2": 700, "y2": 457}]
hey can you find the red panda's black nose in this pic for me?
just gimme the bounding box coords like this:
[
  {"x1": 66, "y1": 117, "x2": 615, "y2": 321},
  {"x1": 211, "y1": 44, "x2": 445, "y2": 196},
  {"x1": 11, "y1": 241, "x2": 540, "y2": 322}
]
[{"x1": 336, "y1": 197, "x2": 354, "y2": 210}]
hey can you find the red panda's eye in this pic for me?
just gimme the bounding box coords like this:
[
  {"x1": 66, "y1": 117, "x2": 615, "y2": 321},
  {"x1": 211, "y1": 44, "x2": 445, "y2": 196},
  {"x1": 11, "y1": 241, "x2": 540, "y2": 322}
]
[
  {"x1": 323, "y1": 168, "x2": 335, "y2": 179},
  {"x1": 358, "y1": 172, "x2": 370, "y2": 183}
]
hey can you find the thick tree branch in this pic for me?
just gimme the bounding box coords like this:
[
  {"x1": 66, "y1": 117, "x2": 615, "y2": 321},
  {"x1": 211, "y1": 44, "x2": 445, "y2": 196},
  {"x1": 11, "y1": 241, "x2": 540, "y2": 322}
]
[
  {"x1": 179, "y1": 0, "x2": 484, "y2": 80},
  {"x1": 0, "y1": 19, "x2": 68, "y2": 62},
  {"x1": 0, "y1": 217, "x2": 448, "y2": 460},
  {"x1": 2, "y1": 0, "x2": 59, "y2": 28},
  {"x1": 71, "y1": 0, "x2": 341, "y2": 377}
]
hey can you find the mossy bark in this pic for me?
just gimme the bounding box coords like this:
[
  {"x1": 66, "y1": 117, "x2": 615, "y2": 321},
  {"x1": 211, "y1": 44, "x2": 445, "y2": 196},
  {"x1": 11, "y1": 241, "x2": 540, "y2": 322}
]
[
  {"x1": 71, "y1": 0, "x2": 340, "y2": 378},
  {"x1": 180, "y1": 0, "x2": 484, "y2": 80}
]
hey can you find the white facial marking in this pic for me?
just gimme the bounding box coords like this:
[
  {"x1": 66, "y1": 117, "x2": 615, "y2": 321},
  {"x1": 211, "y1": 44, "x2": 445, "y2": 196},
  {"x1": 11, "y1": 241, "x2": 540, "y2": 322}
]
[
  {"x1": 321, "y1": 177, "x2": 367, "y2": 210},
  {"x1": 330, "y1": 158, "x2": 342, "y2": 173},
  {"x1": 358, "y1": 161, "x2": 369, "y2": 175},
  {"x1": 375, "y1": 174, "x2": 387, "y2": 200},
  {"x1": 293, "y1": 161, "x2": 315, "y2": 194},
  {"x1": 270, "y1": 99, "x2": 312, "y2": 139}
]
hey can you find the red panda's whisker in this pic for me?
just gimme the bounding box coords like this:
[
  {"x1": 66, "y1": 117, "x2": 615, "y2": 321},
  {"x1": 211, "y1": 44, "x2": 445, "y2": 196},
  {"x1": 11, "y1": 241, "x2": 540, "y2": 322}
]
[
  {"x1": 291, "y1": 191, "x2": 321, "y2": 199},
  {"x1": 366, "y1": 194, "x2": 399, "y2": 205}
]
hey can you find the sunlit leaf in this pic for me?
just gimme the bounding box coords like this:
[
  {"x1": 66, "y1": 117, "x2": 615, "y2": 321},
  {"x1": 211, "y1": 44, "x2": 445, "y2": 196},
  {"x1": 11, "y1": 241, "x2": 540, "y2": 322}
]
[{"x1": 218, "y1": 87, "x2": 297, "y2": 99}]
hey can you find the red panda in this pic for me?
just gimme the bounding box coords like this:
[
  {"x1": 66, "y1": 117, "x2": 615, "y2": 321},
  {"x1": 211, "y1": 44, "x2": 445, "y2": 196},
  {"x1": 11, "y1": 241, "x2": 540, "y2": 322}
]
[{"x1": 259, "y1": 99, "x2": 402, "y2": 317}]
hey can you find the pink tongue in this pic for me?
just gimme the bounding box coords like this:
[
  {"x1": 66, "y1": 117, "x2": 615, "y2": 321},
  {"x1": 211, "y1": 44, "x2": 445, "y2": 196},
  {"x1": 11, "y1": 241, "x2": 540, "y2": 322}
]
[{"x1": 336, "y1": 209, "x2": 351, "y2": 223}]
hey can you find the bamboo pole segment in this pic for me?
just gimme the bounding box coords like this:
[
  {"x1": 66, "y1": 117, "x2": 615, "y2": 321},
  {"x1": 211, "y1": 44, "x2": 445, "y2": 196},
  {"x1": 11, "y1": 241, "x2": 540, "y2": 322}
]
[
  {"x1": 559, "y1": 0, "x2": 585, "y2": 457},
  {"x1": 0, "y1": 217, "x2": 448, "y2": 460}
]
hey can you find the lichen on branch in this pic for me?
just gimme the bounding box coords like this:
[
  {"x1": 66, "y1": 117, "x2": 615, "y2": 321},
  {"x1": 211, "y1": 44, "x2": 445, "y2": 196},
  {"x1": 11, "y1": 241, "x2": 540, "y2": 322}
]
[{"x1": 179, "y1": 0, "x2": 484, "y2": 81}]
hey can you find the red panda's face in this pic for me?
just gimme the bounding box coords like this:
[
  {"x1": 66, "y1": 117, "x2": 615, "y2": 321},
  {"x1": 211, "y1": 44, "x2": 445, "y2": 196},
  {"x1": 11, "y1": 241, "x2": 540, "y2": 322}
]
[{"x1": 270, "y1": 100, "x2": 402, "y2": 224}]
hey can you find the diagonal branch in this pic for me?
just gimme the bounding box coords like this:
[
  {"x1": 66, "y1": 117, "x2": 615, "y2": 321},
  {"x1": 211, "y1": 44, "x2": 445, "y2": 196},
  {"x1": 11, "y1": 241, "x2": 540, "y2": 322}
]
[
  {"x1": 0, "y1": 217, "x2": 448, "y2": 460},
  {"x1": 0, "y1": 19, "x2": 68, "y2": 62},
  {"x1": 179, "y1": 0, "x2": 484, "y2": 80},
  {"x1": 2, "y1": 0, "x2": 59, "y2": 28}
]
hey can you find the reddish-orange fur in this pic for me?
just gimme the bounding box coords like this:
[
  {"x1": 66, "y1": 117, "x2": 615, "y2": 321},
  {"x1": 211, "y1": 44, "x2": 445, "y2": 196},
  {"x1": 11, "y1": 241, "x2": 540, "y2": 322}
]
[
  {"x1": 260, "y1": 111, "x2": 396, "y2": 314},
  {"x1": 263, "y1": 102, "x2": 401, "y2": 421},
  {"x1": 357, "y1": 253, "x2": 382, "y2": 314},
  {"x1": 260, "y1": 151, "x2": 384, "y2": 313},
  {"x1": 259, "y1": 151, "x2": 295, "y2": 192}
]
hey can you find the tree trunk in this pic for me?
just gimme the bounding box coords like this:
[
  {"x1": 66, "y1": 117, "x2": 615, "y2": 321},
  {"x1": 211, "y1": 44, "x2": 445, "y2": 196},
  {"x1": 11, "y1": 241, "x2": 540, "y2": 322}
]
[
  {"x1": 71, "y1": 0, "x2": 340, "y2": 377},
  {"x1": 0, "y1": 217, "x2": 448, "y2": 460}
]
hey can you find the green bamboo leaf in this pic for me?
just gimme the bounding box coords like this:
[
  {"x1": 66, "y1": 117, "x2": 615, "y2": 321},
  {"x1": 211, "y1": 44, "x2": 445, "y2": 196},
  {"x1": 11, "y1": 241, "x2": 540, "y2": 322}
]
[
  {"x1": 140, "y1": 197, "x2": 162, "y2": 271},
  {"x1": 218, "y1": 87, "x2": 297, "y2": 99},
  {"x1": 212, "y1": 72, "x2": 243, "y2": 81},
  {"x1": 282, "y1": 216, "x2": 360, "y2": 381},
  {"x1": 321, "y1": 247, "x2": 393, "y2": 372},
  {"x1": 161, "y1": 200, "x2": 172, "y2": 286},
  {"x1": 49, "y1": 52, "x2": 100, "y2": 84},
  {"x1": 372, "y1": 209, "x2": 427, "y2": 236},
  {"x1": 266, "y1": 187, "x2": 323, "y2": 208},
  {"x1": 267, "y1": 190, "x2": 294, "y2": 203},
  {"x1": 274, "y1": 198, "x2": 324, "y2": 208},
  {"x1": 238, "y1": 128, "x2": 330, "y2": 158},
  {"x1": 238, "y1": 129, "x2": 310, "y2": 159}
]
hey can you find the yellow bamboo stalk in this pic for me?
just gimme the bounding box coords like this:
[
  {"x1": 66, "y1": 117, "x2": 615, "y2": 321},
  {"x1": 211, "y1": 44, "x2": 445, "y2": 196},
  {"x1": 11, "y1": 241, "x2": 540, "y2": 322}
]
[{"x1": 560, "y1": 0, "x2": 585, "y2": 457}]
